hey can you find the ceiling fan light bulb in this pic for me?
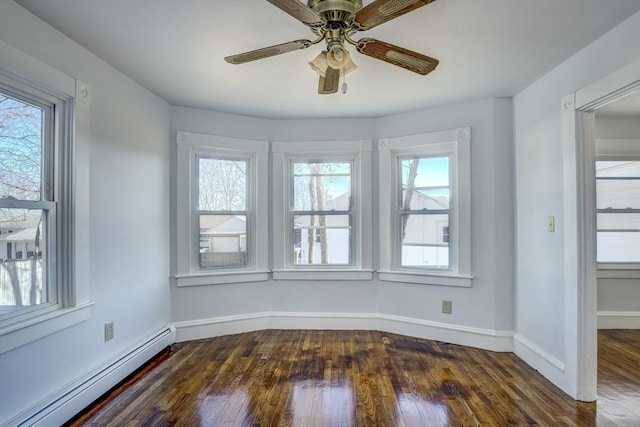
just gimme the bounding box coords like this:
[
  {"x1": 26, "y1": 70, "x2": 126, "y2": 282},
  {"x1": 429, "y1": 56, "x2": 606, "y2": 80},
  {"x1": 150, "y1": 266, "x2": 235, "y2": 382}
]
[{"x1": 327, "y1": 45, "x2": 350, "y2": 69}]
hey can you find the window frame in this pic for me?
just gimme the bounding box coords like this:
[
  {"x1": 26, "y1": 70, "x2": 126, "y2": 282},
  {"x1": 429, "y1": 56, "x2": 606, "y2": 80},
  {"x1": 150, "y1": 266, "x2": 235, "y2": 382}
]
[
  {"x1": 379, "y1": 128, "x2": 472, "y2": 287},
  {"x1": 0, "y1": 43, "x2": 92, "y2": 354},
  {"x1": 272, "y1": 140, "x2": 373, "y2": 281},
  {"x1": 175, "y1": 131, "x2": 269, "y2": 286}
]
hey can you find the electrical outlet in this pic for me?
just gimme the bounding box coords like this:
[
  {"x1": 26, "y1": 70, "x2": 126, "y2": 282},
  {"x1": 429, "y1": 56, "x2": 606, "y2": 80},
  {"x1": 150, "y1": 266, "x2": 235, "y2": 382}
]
[
  {"x1": 104, "y1": 322, "x2": 114, "y2": 342},
  {"x1": 442, "y1": 300, "x2": 452, "y2": 314}
]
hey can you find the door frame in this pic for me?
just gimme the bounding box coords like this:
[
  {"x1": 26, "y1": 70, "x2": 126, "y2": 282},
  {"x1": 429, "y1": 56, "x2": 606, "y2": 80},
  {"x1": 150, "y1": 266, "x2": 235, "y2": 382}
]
[{"x1": 561, "y1": 59, "x2": 640, "y2": 401}]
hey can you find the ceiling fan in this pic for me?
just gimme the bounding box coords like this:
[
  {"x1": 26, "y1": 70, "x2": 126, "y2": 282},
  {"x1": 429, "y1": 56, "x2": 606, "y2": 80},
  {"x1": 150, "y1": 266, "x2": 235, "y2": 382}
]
[{"x1": 224, "y1": 0, "x2": 439, "y2": 94}]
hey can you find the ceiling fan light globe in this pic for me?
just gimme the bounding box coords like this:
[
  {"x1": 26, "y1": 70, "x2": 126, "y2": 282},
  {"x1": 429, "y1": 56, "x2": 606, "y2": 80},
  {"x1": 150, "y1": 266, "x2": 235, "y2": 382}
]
[
  {"x1": 309, "y1": 51, "x2": 329, "y2": 77},
  {"x1": 340, "y1": 56, "x2": 358, "y2": 76},
  {"x1": 327, "y1": 45, "x2": 350, "y2": 69}
]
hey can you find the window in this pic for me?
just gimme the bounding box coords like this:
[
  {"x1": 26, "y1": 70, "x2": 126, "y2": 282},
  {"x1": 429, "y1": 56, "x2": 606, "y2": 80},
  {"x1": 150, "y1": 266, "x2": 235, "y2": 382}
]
[
  {"x1": 0, "y1": 50, "x2": 91, "y2": 354},
  {"x1": 379, "y1": 128, "x2": 472, "y2": 287},
  {"x1": 595, "y1": 160, "x2": 640, "y2": 264},
  {"x1": 0, "y1": 90, "x2": 53, "y2": 316},
  {"x1": 398, "y1": 155, "x2": 451, "y2": 269},
  {"x1": 175, "y1": 132, "x2": 268, "y2": 286},
  {"x1": 272, "y1": 140, "x2": 372, "y2": 280},
  {"x1": 197, "y1": 157, "x2": 248, "y2": 269},
  {"x1": 291, "y1": 161, "x2": 352, "y2": 266}
]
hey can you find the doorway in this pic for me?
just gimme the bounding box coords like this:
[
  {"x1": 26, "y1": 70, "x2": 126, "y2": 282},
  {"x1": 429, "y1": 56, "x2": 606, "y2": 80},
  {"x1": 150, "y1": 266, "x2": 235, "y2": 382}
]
[{"x1": 562, "y1": 60, "x2": 640, "y2": 401}]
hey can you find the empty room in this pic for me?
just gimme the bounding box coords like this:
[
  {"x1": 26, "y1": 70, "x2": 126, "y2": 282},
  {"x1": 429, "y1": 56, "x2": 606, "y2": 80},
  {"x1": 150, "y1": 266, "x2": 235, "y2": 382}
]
[{"x1": 0, "y1": 0, "x2": 639, "y2": 426}]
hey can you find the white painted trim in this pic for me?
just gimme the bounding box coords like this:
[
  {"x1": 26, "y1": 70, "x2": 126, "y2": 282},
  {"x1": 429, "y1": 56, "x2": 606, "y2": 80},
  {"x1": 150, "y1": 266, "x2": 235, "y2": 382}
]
[
  {"x1": 562, "y1": 59, "x2": 640, "y2": 401},
  {"x1": 597, "y1": 268, "x2": 640, "y2": 279},
  {"x1": 377, "y1": 314, "x2": 512, "y2": 352},
  {"x1": 271, "y1": 311, "x2": 378, "y2": 330},
  {"x1": 173, "y1": 311, "x2": 513, "y2": 352},
  {"x1": 0, "y1": 302, "x2": 93, "y2": 355},
  {"x1": 513, "y1": 333, "x2": 566, "y2": 392},
  {"x1": 175, "y1": 271, "x2": 269, "y2": 287},
  {"x1": 272, "y1": 270, "x2": 374, "y2": 281},
  {"x1": 597, "y1": 311, "x2": 640, "y2": 329},
  {"x1": 5, "y1": 325, "x2": 176, "y2": 427},
  {"x1": 174, "y1": 312, "x2": 271, "y2": 342},
  {"x1": 378, "y1": 271, "x2": 473, "y2": 287}
]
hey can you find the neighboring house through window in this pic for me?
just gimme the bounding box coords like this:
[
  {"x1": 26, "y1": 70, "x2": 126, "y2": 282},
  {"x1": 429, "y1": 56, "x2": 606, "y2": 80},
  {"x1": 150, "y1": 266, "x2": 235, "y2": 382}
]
[{"x1": 595, "y1": 160, "x2": 640, "y2": 264}]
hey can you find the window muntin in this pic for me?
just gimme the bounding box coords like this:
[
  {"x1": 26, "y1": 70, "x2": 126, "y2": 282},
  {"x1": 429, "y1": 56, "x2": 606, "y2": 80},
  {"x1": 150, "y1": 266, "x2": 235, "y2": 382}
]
[
  {"x1": 196, "y1": 156, "x2": 249, "y2": 269},
  {"x1": 0, "y1": 91, "x2": 56, "y2": 317},
  {"x1": 596, "y1": 160, "x2": 640, "y2": 264},
  {"x1": 290, "y1": 161, "x2": 353, "y2": 266},
  {"x1": 398, "y1": 155, "x2": 451, "y2": 270}
]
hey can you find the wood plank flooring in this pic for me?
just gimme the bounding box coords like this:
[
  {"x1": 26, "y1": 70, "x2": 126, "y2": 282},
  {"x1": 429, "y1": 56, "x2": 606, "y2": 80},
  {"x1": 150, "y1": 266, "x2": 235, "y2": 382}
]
[{"x1": 72, "y1": 329, "x2": 640, "y2": 426}]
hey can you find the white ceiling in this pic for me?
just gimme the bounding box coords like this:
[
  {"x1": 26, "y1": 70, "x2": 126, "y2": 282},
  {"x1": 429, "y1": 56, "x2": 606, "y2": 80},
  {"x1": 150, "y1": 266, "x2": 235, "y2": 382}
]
[{"x1": 16, "y1": 0, "x2": 640, "y2": 119}]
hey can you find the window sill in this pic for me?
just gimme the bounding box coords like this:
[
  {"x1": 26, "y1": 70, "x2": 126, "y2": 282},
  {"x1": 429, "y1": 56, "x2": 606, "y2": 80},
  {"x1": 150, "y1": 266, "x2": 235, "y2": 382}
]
[
  {"x1": 378, "y1": 271, "x2": 473, "y2": 287},
  {"x1": 272, "y1": 270, "x2": 374, "y2": 281},
  {"x1": 175, "y1": 271, "x2": 270, "y2": 287},
  {"x1": 0, "y1": 301, "x2": 94, "y2": 354},
  {"x1": 597, "y1": 266, "x2": 640, "y2": 279}
]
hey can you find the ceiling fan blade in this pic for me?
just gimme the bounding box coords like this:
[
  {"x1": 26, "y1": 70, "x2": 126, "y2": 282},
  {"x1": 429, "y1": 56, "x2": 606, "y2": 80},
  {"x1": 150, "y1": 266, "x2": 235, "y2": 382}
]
[
  {"x1": 356, "y1": 38, "x2": 439, "y2": 75},
  {"x1": 318, "y1": 66, "x2": 340, "y2": 94},
  {"x1": 353, "y1": 0, "x2": 436, "y2": 31},
  {"x1": 225, "y1": 40, "x2": 313, "y2": 64},
  {"x1": 265, "y1": 0, "x2": 323, "y2": 27}
]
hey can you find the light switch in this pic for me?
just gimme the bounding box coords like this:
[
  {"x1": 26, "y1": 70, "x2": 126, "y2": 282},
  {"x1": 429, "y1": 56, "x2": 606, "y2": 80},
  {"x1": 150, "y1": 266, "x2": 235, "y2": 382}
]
[{"x1": 547, "y1": 216, "x2": 555, "y2": 232}]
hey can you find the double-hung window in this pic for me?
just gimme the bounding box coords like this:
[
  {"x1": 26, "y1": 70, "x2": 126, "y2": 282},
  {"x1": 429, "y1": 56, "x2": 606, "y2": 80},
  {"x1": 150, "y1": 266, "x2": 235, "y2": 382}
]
[
  {"x1": 595, "y1": 159, "x2": 640, "y2": 265},
  {"x1": 379, "y1": 128, "x2": 472, "y2": 287},
  {"x1": 175, "y1": 132, "x2": 269, "y2": 286},
  {"x1": 0, "y1": 49, "x2": 91, "y2": 354},
  {"x1": 272, "y1": 140, "x2": 373, "y2": 280}
]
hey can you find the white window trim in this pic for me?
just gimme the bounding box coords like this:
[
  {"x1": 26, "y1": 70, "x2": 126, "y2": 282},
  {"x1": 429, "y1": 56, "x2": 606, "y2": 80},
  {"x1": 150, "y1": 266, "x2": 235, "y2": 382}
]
[
  {"x1": 378, "y1": 128, "x2": 472, "y2": 287},
  {"x1": 175, "y1": 131, "x2": 269, "y2": 286},
  {"x1": 0, "y1": 40, "x2": 92, "y2": 354},
  {"x1": 272, "y1": 140, "x2": 373, "y2": 281}
]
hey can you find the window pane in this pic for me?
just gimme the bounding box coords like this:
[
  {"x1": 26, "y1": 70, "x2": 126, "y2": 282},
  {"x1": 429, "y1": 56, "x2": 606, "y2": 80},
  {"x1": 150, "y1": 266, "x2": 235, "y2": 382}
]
[
  {"x1": 401, "y1": 214, "x2": 449, "y2": 269},
  {"x1": 293, "y1": 162, "x2": 351, "y2": 211},
  {"x1": 401, "y1": 157, "x2": 449, "y2": 209},
  {"x1": 597, "y1": 232, "x2": 640, "y2": 263},
  {"x1": 0, "y1": 94, "x2": 43, "y2": 201},
  {"x1": 597, "y1": 213, "x2": 640, "y2": 230},
  {"x1": 199, "y1": 214, "x2": 247, "y2": 268},
  {"x1": 0, "y1": 208, "x2": 47, "y2": 313},
  {"x1": 596, "y1": 179, "x2": 640, "y2": 209},
  {"x1": 596, "y1": 161, "x2": 640, "y2": 178},
  {"x1": 198, "y1": 158, "x2": 247, "y2": 211},
  {"x1": 293, "y1": 214, "x2": 351, "y2": 265}
]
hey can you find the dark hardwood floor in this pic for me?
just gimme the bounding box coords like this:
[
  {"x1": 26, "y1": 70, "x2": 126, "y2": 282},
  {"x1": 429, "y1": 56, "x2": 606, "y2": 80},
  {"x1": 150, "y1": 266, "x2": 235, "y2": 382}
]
[{"x1": 72, "y1": 329, "x2": 640, "y2": 426}]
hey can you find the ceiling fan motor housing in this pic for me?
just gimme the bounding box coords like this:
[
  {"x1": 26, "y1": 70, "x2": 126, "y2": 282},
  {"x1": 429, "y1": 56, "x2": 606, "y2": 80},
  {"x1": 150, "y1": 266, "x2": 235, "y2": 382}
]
[{"x1": 307, "y1": 0, "x2": 363, "y2": 23}]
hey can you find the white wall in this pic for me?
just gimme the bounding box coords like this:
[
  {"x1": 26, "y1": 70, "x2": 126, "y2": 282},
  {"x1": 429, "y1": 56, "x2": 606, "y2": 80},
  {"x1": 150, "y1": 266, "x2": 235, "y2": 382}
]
[
  {"x1": 170, "y1": 98, "x2": 515, "y2": 348},
  {"x1": 0, "y1": 1, "x2": 172, "y2": 423},
  {"x1": 513, "y1": 11, "x2": 640, "y2": 396}
]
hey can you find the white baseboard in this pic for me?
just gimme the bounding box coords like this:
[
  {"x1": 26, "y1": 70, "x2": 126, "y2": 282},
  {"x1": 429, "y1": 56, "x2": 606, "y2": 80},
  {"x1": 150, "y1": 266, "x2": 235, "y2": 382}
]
[
  {"x1": 513, "y1": 333, "x2": 566, "y2": 391},
  {"x1": 377, "y1": 314, "x2": 513, "y2": 352},
  {"x1": 173, "y1": 312, "x2": 271, "y2": 342},
  {"x1": 173, "y1": 311, "x2": 513, "y2": 352},
  {"x1": 597, "y1": 311, "x2": 640, "y2": 329},
  {"x1": 7, "y1": 325, "x2": 176, "y2": 427}
]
